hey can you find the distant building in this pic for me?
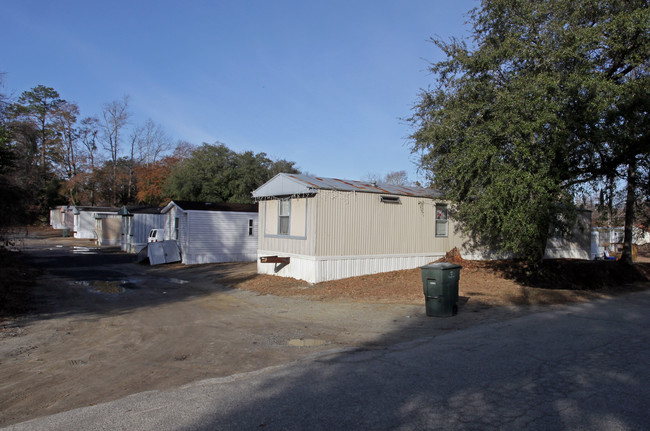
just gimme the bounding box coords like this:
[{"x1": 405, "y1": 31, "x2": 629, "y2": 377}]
[
  {"x1": 161, "y1": 200, "x2": 258, "y2": 265},
  {"x1": 118, "y1": 206, "x2": 165, "y2": 253}
]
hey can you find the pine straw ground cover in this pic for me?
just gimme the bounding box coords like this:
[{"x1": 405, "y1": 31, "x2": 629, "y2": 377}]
[
  {"x1": 232, "y1": 249, "x2": 650, "y2": 307},
  {"x1": 1, "y1": 239, "x2": 649, "y2": 319}
]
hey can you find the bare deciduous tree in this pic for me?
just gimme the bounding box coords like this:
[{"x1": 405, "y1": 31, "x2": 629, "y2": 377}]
[
  {"x1": 54, "y1": 101, "x2": 80, "y2": 179},
  {"x1": 363, "y1": 171, "x2": 410, "y2": 186},
  {"x1": 137, "y1": 119, "x2": 171, "y2": 166},
  {"x1": 100, "y1": 96, "x2": 130, "y2": 205}
]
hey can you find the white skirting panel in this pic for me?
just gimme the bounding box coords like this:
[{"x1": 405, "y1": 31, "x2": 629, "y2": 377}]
[
  {"x1": 257, "y1": 251, "x2": 446, "y2": 283},
  {"x1": 183, "y1": 252, "x2": 257, "y2": 265},
  {"x1": 74, "y1": 230, "x2": 96, "y2": 239},
  {"x1": 543, "y1": 241, "x2": 590, "y2": 259}
]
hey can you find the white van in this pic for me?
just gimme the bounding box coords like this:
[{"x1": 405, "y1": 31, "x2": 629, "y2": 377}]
[{"x1": 147, "y1": 228, "x2": 165, "y2": 243}]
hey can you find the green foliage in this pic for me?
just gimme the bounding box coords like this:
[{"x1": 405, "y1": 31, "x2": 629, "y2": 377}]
[
  {"x1": 410, "y1": 0, "x2": 650, "y2": 262},
  {"x1": 11, "y1": 85, "x2": 65, "y2": 172},
  {"x1": 163, "y1": 143, "x2": 299, "y2": 203},
  {"x1": 0, "y1": 153, "x2": 26, "y2": 229},
  {"x1": 0, "y1": 82, "x2": 29, "y2": 229},
  {"x1": 2, "y1": 85, "x2": 70, "y2": 225},
  {"x1": 0, "y1": 124, "x2": 13, "y2": 173}
]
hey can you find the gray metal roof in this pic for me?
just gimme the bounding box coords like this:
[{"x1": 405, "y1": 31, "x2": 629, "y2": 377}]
[
  {"x1": 161, "y1": 200, "x2": 258, "y2": 213},
  {"x1": 252, "y1": 173, "x2": 441, "y2": 199},
  {"x1": 71, "y1": 205, "x2": 120, "y2": 214}
]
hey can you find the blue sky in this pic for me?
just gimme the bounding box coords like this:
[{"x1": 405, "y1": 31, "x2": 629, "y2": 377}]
[{"x1": 1, "y1": 0, "x2": 477, "y2": 183}]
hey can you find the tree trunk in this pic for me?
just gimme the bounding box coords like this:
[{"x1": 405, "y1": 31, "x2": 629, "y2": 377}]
[
  {"x1": 40, "y1": 117, "x2": 47, "y2": 178},
  {"x1": 620, "y1": 156, "x2": 637, "y2": 265}
]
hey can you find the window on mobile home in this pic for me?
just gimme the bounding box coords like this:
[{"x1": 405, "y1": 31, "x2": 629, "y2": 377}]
[
  {"x1": 435, "y1": 204, "x2": 448, "y2": 237},
  {"x1": 279, "y1": 199, "x2": 290, "y2": 235}
]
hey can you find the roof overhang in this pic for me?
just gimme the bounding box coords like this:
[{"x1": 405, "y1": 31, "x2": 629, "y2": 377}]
[
  {"x1": 252, "y1": 173, "x2": 319, "y2": 199},
  {"x1": 252, "y1": 173, "x2": 443, "y2": 200}
]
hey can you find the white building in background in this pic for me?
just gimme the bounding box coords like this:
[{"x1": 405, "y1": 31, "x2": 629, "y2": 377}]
[
  {"x1": 161, "y1": 200, "x2": 258, "y2": 265},
  {"x1": 49, "y1": 205, "x2": 74, "y2": 231},
  {"x1": 591, "y1": 225, "x2": 649, "y2": 260},
  {"x1": 118, "y1": 206, "x2": 165, "y2": 253},
  {"x1": 71, "y1": 206, "x2": 119, "y2": 240}
]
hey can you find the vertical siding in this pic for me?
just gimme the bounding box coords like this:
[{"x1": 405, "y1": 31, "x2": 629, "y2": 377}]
[
  {"x1": 122, "y1": 214, "x2": 165, "y2": 253},
  {"x1": 256, "y1": 189, "x2": 591, "y2": 282},
  {"x1": 264, "y1": 200, "x2": 278, "y2": 235},
  {"x1": 257, "y1": 190, "x2": 473, "y2": 283},
  {"x1": 50, "y1": 209, "x2": 63, "y2": 229},
  {"x1": 121, "y1": 217, "x2": 130, "y2": 251},
  {"x1": 314, "y1": 190, "x2": 465, "y2": 256},
  {"x1": 180, "y1": 211, "x2": 189, "y2": 252},
  {"x1": 97, "y1": 215, "x2": 122, "y2": 245},
  {"x1": 163, "y1": 208, "x2": 174, "y2": 240},
  {"x1": 544, "y1": 211, "x2": 591, "y2": 260},
  {"x1": 257, "y1": 254, "x2": 456, "y2": 283},
  {"x1": 182, "y1": 211, "x2": 258, "y2": 264},
  {"x1": 163, "y1": 206, "x2": 188, "y2": 255},
  {"x1": 74, "y1": 212, "x2": 97, "y2": 239},
  {"x1": 164, "y1": 206, "x2": 181, "y2": 241},
  {"x1": 258, "y1": 198, "x2": 316, "y2": 256},
  {"x1": 61, "y1": 208, "x2": 74, "y2": 230},
  {"x1": 133, "y1": 214, "x2": 164, "y2": 251},
  {"x1": 289, "y1": 198, "x2": 307, "y2": 236}
]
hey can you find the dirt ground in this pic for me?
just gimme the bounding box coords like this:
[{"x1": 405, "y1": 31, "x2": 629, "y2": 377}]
[
  {"x1": 0, "y1": 227, "x2": 648, "y2": 427},
  {"x1": 234, "y1": 245, "x2": 650, "y2": 306}
]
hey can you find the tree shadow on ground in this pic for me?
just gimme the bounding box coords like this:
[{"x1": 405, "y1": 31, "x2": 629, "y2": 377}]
[
  {"x1": 482, "y1": 259, "x2": 650, "y2": 291},
  {"x1": 74, "y1": 290, "x2": 649, "y2": 430},
  {"x1": 2, "y1": 233, "x2": 650, "y2": 429},
  {"x1": 182, "y1": 293, "x2": 650, "y2": 430},
  {"x1": 0, "y1": 243, "x2": 257, "y2": 322}
]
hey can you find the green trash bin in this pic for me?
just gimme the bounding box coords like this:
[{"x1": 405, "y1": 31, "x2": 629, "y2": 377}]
[{"x1": 420, "y1": 262, "x2": 462, "y2": 317}]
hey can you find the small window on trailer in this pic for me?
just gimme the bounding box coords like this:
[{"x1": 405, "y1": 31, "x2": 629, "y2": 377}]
[
  {"x1": 435, "y1": 204, "x2": 448, "y2": 237},
  {"x1": 380, "y1": 195, "x2": 401, "y2": 204},
  {"x1": 278, "y1": 199, "x2": 290, "y2": 235},
  {"x1": 248, "y1": 219, "x2": 254, "y2": 236}
]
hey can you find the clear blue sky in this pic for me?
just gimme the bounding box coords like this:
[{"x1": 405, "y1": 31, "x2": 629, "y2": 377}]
[{"x1": 1, "y1": 0, "x2": 477, "y2": 183}]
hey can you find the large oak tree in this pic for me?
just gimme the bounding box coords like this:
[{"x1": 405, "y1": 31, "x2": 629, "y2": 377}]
[
  {"x1": 163, "y1": 143, "x2": 300, "y2": 204},
  {"x1": 409, "y1": 0, "x2": 650, "y2": 263}
]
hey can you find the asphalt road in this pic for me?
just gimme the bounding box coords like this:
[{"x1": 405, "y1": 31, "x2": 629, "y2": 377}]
[{"x1": 4, "y1": 288, "x2": 649, "y2": 431}]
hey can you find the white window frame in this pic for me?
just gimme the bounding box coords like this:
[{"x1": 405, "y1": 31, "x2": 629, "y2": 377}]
[
  {"x1": 435, "y1": 204, "x2": 448, "y2": 237},
  {"x1": 278, "y1": 199, "x2": 291, "y2": 235}
]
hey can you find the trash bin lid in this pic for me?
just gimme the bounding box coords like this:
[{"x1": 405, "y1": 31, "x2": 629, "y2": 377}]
[{"x1": 421, "y1": 262, "x2": 462, "y2": 270}]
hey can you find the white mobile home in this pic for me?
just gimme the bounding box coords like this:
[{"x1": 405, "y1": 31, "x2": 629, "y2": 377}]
[
  {"x1": 161, "y1": 200, "x2": 258, "y2": 265},
  {"x1": 95, "y1": 213, "x2": 123, "y2": 246},
  {"x1": 543, "y1": 210, "x2": 592, "y2": 260},
  {"x1": 71, "y1": 206, "x2": 119, "y2": 240},
  {"x1": 253, "y1": 174, "x2": 469, "y2": 283},
  {"x1": 253, "y1": 174, "x2": 592, "y2": 283},
  {"x1": 49, "y1": 205, "x2": 74, "y2": 231},
  {"x1": 118, "y1": 206, "x2": 165, "y2": 253},
  {"x1": 49, "y1": 206, "x2": 65, "y2": 230}
]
